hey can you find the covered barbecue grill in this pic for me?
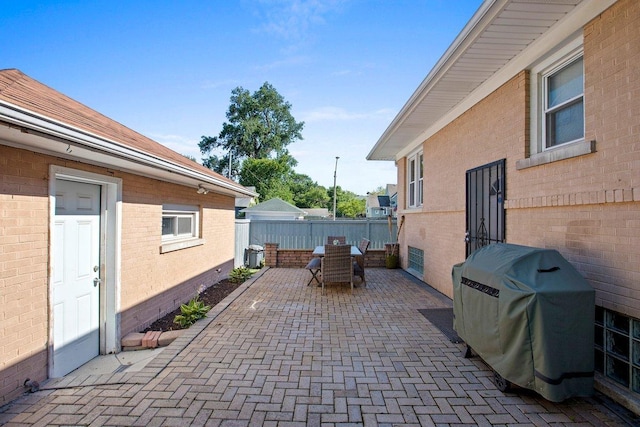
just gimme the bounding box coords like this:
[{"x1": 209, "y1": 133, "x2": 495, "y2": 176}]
[{"x1": 452, "y1": 243, "x2": 595, "y2": 402}]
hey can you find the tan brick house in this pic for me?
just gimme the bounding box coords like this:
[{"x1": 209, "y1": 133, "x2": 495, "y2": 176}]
[
  {"x1": 0, "y1": 69, "x2": 255, "y2": 402},
  {"x1": 368, "y1": 0, "x2": 639, "y2": 409}
]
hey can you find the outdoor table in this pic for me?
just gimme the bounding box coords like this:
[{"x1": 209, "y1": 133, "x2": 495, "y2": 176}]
[{"x1": 312, "y1": 245, "x2": 362, "y2": 257}]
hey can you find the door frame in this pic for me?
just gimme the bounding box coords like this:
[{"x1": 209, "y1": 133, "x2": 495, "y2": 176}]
[
  {"x1": 49, "y1": 165, "x2": 122, "y2": 375},
  {"x1": 465, "y1": 159, "x2": 506, "y2": 257}
]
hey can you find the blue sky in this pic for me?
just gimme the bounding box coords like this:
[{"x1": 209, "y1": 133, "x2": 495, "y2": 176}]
[{"x1": 2, "y1": 0, "x2": 481, "y2": 195}]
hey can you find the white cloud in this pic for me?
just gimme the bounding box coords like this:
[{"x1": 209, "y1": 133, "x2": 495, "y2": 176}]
[
  {"x1": 148, "y1": 133, "x2": 201, "y2": 159},
  {"x1": 246, "y1": 0, "x2": 350, "y2": 54},
  {"x1": 254, "y1": 0, "x2": 348, "y2": 40}
]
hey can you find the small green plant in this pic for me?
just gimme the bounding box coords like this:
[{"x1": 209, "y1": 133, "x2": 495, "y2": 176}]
[
  {"x1": 229, "y1": 266, "x2": 253, "y2": 283},
  {"x1": 173, "y1": 296, "x2": 211, "y2": 328}
]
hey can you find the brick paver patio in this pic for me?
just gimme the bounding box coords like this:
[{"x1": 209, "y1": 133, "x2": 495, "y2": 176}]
[{"x1": 0, "y1": 268, "x2": 632, "y2": 426}]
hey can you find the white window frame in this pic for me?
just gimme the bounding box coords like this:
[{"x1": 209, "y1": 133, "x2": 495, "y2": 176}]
[
  {"x1": 542, "y1": 54, "x2": 584, "y2": 149},
  {"x1": 518, "y1": 36, "x2": 595, "y2": 170},
  {"x1": 407, "y1": 150, "x2": 423, "y2": 208},
  {"x1": 161, "y1": 204, "x2": 204, "y2": 253}
]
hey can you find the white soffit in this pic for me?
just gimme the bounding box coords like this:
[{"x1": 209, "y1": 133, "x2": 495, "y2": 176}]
[{"x1": 367, "y1": 0, "x2": 616, "y2": 161}]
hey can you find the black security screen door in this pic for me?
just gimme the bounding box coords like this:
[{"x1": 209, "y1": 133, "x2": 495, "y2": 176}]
[{"x1": 466, "y1": 159, "x2": 506, "y2": 257}]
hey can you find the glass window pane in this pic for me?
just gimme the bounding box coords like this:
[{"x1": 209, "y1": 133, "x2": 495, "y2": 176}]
[
  {"x1": 546, "y1": 100, "x2": 584, "y2": 146},
  {"x1": 608, "y1": 311, "x2": 631, "y2": 333},
  {"x1": 409, "y1": 182, "x2": 415, "y2": 206},
  {"x1": 162, "y1": 205, "x2": 199, "y2": 243},
  {"x1": 409, "y1": 158, "x2": 416, "y2": 181},
  {"x1": 408, "y1": 246, "x2": 424, "y2": 274},
  {"x1": 162, "y1": 217, "x2": 174, "y2": 236},
  {"x1": 607, "y1": 330, "x2": 630, "y2": 360},
  {"x1": 177, "y1": 217, "x2": 192, "y2": 235},
  {"x1": 548, "y1": 57, "x2": 583, "y2": 109},
  {"x1": 407, "y1": 152, "x2": 422, "y2": 207},
  {"x1": 607, "y1": 355, "x2": 630, "y2": 387}
]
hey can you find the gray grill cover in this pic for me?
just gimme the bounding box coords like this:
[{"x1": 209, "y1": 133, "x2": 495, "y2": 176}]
[{"x1": 452, "y1": 243, "x2": 595, "y2": 402}]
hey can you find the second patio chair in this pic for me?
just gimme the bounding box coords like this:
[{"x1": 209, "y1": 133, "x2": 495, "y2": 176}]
[
  {"x1": 320, "y1": 244, "x2": 353, "y2": 294},
  {"x1": 353, "y1": 238, "x2": 370, "y2": 286},
  {"x1": 305, "y1": 256, "x2": 321, "y2": 286}
]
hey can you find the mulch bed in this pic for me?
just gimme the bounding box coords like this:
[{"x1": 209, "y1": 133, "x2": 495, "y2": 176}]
[{"x1": 142, "y1": 278, "x2": 243, "y2": 333}]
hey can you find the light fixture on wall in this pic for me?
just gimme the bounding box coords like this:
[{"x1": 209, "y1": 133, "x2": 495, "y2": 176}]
[{"x1": 197, "y1": 184, "x2": 210, "y2": 195}]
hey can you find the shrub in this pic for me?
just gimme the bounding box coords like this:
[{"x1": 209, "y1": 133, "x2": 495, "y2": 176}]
[
  {"x1": 229, "y1": 266, "x2": 253, "y2": 283},
  {"x1": 173, "y1": 296, "x2": 211, "y2": 328}
]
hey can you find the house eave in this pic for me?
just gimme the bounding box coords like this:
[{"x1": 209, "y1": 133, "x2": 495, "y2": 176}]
[
  {"x1": 0, "y1": 101, "x2": 257, "y2": 198},
  {"x1": 367, "y1": 0, "x2": 616, "y2": 162}
]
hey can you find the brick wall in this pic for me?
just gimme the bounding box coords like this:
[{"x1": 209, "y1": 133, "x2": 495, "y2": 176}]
[
  {"x1": 396, "y1": 71, "x2": 527, "y2": 298},
  {"x1": 508, "y1": 0, "x2": 640, "y2": 318},
  {"x1": 0, "y1": 145, "x2": 237, "y2": 403},
  {"x1": 263, "y1": 243, "x2": 387, "y2": 268},
  {"x1": 396, "y1": 0, "x2": 640, "y2": 315},
  {"x1": 0, "y1": 147, "x2": 50, "y2": 403},
  {"x1": 118, "y1": 175, "x2": 236, "y2": 335}
]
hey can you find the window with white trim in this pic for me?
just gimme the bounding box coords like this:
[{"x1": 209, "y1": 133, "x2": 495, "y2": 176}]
[
  {"x1": 407, "y1": 151, "x2": 423, "y2": 208},
  {"x1": 518, "y1": 37, "x2": 593, "y2": 170},
  {"x1": 162, "y1": 204, "x2": 199, "y2": 242},
  {"x1": 543, "y1": 55, "x2": 584, "y2": 148}
]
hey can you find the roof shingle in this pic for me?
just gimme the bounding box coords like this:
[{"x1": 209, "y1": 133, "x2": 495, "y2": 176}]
[{"x1": 0, "y1": 68, "x2": 238, "y2": 188}]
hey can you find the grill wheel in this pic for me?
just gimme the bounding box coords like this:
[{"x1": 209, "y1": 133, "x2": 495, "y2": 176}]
[{"x1": 494, "y1": 371, "x2": 512, "y2": 392}]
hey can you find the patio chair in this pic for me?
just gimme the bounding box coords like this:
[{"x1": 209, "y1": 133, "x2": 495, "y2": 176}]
[
  {"x1": 326, "y1": 235, "x2": 346, "y2": 245},
  {"x1": 353, "y1": 238, "x2": 371, "y2": 286},
  {"x1": 305, "y1": 256, "x2": 321, "y2": 286},
  {"x1": 321, "y1": 244, "x2": 353, "y2": 294}
]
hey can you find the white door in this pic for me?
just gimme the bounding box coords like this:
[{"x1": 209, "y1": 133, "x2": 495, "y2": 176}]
[{"x1": 52, "y1": 179, "x2": 101, "y2": 377}]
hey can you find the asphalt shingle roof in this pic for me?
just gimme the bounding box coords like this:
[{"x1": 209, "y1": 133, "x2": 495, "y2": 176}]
[
  {"x1": 241, "y1": 197, "x2": 306, "y2": 213},
  {"x1": 0, "y1": 68, "x2": 240, "y2": 190}
]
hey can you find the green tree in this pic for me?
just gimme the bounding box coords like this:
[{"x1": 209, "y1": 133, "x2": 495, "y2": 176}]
[
  {"x1": 290, "y1": 173, "x2": 330, "y2": 208},
  {"x1": 199, "y1": 82, "x2": 304, "y2": 166},
  {"x1": 328, "y1": 187, "x2": 366, "y2": 218},
  {"x1": 240, "y1": 156, "x2": 295, "y2": 203},
  {"x1": 198, "y1": 143, "x2": 241, "y2": 179},
  {"x1": 338, "y1": 197, "x2": 366, "y2": 218},
  {"x1": 367, "y1": 185, "x2": 386, "y2": 195}
]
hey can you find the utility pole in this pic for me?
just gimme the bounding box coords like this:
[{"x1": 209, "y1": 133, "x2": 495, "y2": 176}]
[{"x1": 333, "y1": 156, "x2": 339, "y2": 220}]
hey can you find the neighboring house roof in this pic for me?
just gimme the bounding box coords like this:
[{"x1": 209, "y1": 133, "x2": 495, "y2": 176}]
[
  {"x1": 236, "y1": 186, "x2": 257, "y2": 208},
  {"x1": 367, "y1": 0, "x2": 616, "y2": 161},
  {"x1": 304, "y1": 208, "x2": 330, "y2": 218},
  {"x1": 0, "y1": 69, "x2": 256, "y2": 198},
  {"x1": 386, "y1": 184, "x2": 397, "y2": 198},
  {"x1": 366, "y1": 193, "x2": 381, "y2": 208},
  {"x1": 241, "y1": 197, "x2": 307, "y2": 215},
  {"x1": 366, "y1": 184, "x2": 397, "y2": 208}
]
